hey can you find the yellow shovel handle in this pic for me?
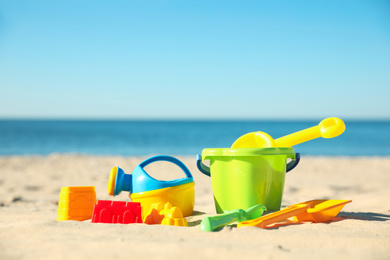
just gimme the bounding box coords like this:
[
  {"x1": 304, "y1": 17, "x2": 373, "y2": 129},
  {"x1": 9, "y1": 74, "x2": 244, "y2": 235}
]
[
  {"x1": 275, "y1": 117, "x2": 345, "y2": 147},
  {"x1": 237, "y1": 204, "x2": 308, "y2": 228}
]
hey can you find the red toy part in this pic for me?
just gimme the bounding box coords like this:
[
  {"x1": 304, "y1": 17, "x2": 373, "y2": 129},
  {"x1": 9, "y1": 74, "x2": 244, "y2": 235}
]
[{"x1": 91, "y1": 200, "x2": 142, "y2": 224}]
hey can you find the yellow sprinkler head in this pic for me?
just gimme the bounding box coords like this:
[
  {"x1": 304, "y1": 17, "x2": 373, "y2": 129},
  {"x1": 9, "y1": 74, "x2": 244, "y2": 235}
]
[{"x1": 108, "y1": 167, "x2": 118, "y2": 196}]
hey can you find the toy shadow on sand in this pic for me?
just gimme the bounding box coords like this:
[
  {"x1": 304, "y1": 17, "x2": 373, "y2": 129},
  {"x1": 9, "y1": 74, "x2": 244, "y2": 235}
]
[
  {"x1": 187, "y1": 210, "x2": 206, "y2": 227},
  {"x1": 338, "y1": 212, "x2": 390, "y2": 222},
  {"x1": 264, "y1": 211, "x2": 390, "y2": 229}
]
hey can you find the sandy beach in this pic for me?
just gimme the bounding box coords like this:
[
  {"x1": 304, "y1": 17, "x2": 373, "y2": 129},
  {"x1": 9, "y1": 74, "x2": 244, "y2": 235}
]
[{"x1": 0, "y1": 154, "x2": 389, "y2": 260}]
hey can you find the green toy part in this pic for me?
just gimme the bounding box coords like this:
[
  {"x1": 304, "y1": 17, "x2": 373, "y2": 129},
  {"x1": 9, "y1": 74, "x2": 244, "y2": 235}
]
[{"x1": 200, "y1": 204, "x2": 266, "y2": 232}]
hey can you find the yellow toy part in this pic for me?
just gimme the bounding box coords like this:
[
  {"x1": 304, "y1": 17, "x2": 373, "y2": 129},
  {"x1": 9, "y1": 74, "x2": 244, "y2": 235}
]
[
  {"x1": 232, "y1": 117, "x2": 346, "y2": 148},
  {"x1": 143, "y1": 202, "x2": 165, "y2": 224},
  {"x1": 107, "y1": 167, "x2": 117, "y2": 196},
  {"x1": 231, "y1": 131, "x2": 276, "y2": 148},
  {"x1": 130, "y1": 182, "x2": 195, "y2": 218},
  {"x1": 237, "y1": 199, "x2": 352, "y2": 228},
  {"x1": 160, "y1": 202, "x2": 188, "y2": 227},
  {"x1": 237, "y1": 204, "x2": 308, "y2": 228},
  {"x1": 57, "y1": 186, "x2": 96, "y2": 221},
  {"x1": 143, "y1": 202, "x2": 188, "y2": 227},
  {"x1": 293, "y1": 199, "x2": 352, "y2": 223}
]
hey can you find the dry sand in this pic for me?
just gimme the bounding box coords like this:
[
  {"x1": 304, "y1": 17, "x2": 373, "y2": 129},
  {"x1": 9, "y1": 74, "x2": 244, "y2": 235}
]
[{"x1": 0, "y1": 155, "x2": 389, "y2": 260}]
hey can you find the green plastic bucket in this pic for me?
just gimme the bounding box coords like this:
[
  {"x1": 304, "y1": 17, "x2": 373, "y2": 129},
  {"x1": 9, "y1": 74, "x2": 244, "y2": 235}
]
[{"x1": 197, "y1": 148, "x2": 300, "y2": 216}]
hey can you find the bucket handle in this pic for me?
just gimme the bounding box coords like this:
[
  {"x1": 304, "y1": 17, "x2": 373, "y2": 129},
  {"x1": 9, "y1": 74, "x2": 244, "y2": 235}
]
[
  {"x1": 196, "y1": 153, "x2": 300, "y2": 176},
  {"x1": 286, "y1": 153, "x2": 300, "y2": 172},
  {"x1": 196, "y1": 154, "x2": 210, "y2": 176}
]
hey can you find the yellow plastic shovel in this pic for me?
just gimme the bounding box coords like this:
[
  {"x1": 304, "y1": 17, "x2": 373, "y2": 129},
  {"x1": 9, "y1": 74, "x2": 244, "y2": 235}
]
[
  {"x1": 231, "y1": 117, "x2": 345, "y2": 148},
  {"x1": 237, "y1": 199, "x2": 351, "y2": 229}
]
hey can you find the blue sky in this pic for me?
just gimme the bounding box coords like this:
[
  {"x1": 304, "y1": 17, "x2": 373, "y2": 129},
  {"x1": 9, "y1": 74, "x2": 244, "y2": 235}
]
[{"x1": 0, "y1": 0, "x2": 389, "y2": 120}]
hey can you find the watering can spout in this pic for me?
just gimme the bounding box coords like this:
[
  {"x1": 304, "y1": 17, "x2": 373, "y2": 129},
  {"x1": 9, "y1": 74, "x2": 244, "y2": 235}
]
[{"x1": 108, "y1": 167, "x2": 132, "y2": 196}]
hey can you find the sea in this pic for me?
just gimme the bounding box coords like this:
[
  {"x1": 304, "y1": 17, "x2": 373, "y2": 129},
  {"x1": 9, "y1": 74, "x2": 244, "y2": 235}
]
[{"x1": 0, "y1": 119, "x2": 389, "y2": 156}]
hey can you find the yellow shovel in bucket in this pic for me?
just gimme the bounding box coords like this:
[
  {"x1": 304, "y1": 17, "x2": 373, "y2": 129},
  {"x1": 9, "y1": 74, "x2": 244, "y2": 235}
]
[{"x1": 232, "y1": 117, "x2": 346, "y2": 148}]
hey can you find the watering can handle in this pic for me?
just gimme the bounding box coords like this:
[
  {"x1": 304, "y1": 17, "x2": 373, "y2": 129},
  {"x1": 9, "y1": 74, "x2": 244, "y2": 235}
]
[
  {"x1": 196, "y1": 154, "x2": 210, "y2": 176},
  {"x1": 139, "y1": 155, "x2": 193, "y2": 179},
  {"x1": 286, "y1": 153, "x2": 300, "y2": 173}
]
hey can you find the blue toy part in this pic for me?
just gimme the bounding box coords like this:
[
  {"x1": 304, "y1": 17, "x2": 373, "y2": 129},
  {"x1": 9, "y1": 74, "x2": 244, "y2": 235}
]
[
  {"x1": 196, "y1": 154, "x2": 210, "y2": 176},
  {"x1": 112, "y1": 167, "x2": 131, "y2": 196},
  {"x1": 113, "y1": 155, "x2": 194, "y2": 195}
]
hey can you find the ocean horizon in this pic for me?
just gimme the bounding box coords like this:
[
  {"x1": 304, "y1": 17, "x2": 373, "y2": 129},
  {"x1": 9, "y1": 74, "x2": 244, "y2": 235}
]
[{"x1": 0, "y1": 119, "x2": 389, "y2": 156}]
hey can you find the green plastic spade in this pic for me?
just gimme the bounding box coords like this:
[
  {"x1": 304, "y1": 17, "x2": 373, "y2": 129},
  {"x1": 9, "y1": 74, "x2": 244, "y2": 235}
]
[{"x1": 199, "y1": 204, "x2": 266, "y2": 232}]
